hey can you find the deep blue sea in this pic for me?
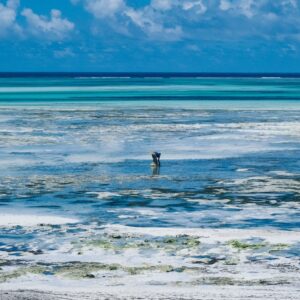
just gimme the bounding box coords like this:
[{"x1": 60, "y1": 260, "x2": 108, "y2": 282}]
[{"x1": 0, "y1": 74, "x2": 299, "y2": 292}]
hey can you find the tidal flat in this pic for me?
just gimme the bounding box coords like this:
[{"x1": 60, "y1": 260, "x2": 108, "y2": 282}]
[{"x1": 0, "y1": 76, "x2": 300, "y2": 299}]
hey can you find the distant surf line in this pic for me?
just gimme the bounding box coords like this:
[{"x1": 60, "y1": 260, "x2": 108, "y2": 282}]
[{"x1": 1, "y1": 72, "x2": 300, "y2": 78}]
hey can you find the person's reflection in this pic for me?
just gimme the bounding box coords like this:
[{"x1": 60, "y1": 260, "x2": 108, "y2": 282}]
[{"x1": 151, "y1": 165, "x2": 160, "y2": 176}]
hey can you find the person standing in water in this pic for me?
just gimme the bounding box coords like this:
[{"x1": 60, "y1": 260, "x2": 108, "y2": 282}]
[{"x1": 151, "y1": 152, "x2": 161, "y2": 166}]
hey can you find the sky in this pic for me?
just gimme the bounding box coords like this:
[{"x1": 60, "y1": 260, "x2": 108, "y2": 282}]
[{"x1": 0, "y1": 0, "x2": 300, "y2": 72}]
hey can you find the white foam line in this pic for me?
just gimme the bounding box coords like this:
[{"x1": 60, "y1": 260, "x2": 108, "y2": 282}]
[
  {"x1": 104, "y1": 225, "x2": 300, "y2": 243},
  {"x1": 86, "y1": 191, "x2": 121, "y2": 199},
  {"x1": 0, "y1": 214, "x2": 79, "y2": 227},
  {"x1": 1, "y1": 102, "x2": 300, "y2": 111}
]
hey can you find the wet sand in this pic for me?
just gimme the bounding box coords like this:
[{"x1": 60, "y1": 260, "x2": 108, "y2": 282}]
[{"x1": 1, "y1": 285, "x2": 300, "y2": 300}]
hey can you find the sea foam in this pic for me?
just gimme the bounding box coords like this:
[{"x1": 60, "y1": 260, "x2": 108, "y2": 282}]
[{"x1": 0, "y1": 214, "x2": 78, "y2": 227}]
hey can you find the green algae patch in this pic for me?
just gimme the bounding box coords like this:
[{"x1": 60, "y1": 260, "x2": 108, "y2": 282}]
[
  {"x1": 0, "y1": 259, "x2": 8, "y2": 266},
  {"x1": 270, "y1": 243, "x2": 289, "y2": 251},
  {"x1": 228, "y1": 240, "x2": 267, "y2": 250},
  {"x1": 53, "y1": 262, "x2": 191, "y2": 279},
  {"x1": 161, "y1": 236, "x2": 201, "y2": 252},
  {"x1": 223, "y1": 258, "x2": 239, "y2": 265},
  {"x1": 163, "y1": 237, "x2": 177, "y2": 244},
  {"x1": 124, "y1": 264, "x2": 186, "y2": 275},
  {"x1": 87, "y1": 238, "x2": 146, "y2": 251},
  {"x1": 83, "y1": 235, "x2": 201, "y2": 253},
  {"x1": 191, "y1": 276, "x2": 290, "y2": 286},
  {"x1": 191, "y1": 277, "x2": 236, "y2": 286},
  {"x1": 228, "y1": 240, "x2": 290, "y2": 252},
  {"x1": 163, "y1": 236, "x2": 200, "y2": 247},
  {"x1": 268, "y1": 243, "x2": 290, "y2": 253},
  {"x1": 183, "y1": 238, "x2": 201, "y2": 248},
  {"x1": 54, "y1": 262, "x2": 123, "y2": 279},
  {"x1": 0, "y1": 266, "x2": 47, "y2": 283},
  {"x1": 88, "y1": 239, "x2": 115, "y2": 250}
]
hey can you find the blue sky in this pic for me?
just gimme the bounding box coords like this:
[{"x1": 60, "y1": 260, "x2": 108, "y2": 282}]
[{"x1": 0, "y1": 0, "x2": 300, "y2": 72}]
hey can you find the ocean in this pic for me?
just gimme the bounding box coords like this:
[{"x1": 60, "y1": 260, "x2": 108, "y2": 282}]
[{"x1": 0, "y1": 74, "x2": 299, "y2": 298}]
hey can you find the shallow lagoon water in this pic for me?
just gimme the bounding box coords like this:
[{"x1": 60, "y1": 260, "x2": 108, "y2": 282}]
[{"x1": 0, "y1": 76, "x2": 300, "y2": 296}]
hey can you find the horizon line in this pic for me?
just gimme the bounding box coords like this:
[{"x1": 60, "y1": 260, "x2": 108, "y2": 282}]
[{"x1": 1, "y1": 72, "x2": 300, "y2": 78}]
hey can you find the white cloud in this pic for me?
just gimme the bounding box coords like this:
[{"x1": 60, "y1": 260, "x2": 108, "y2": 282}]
[
  {"x1": 151, "y1": 0, "x2": 207, "y2": 14},
  {"x1": 219, "y1": 0, "x2": 298, "y2": 20},
  {"x1": 219, "y1": 0, "x2": 255, "y2": 18},
  {"x1": 219, "y1": 0, "x2": 231, "y2": 11},
  {"x1": 74, "y1": 0, "x2": 184, "y2": 41},
  {"x1": 21, "y1": 8, "x2": 75, "y2": 41},
  {"x1": 123, "y1": 1, "x2": 207, "y2": 40},
  {"x1": 181, "y1": 1, "x2": 207, "y2": 14},
  {"x1": 129, "y1": 0, "x2": 207, "y2": 40},
  {"x1": 69, "y1": 0, "x2": 300, "y2": 43},
  {"x1": 84, "y1": 0, "x2": 125, "y2": 18},
  {"x1": 239, "y1": 0, "x2": 255, "y2": 18},
  {"x1": 151, "y1": 0, "x2": 173, "y2": 11},
  {"x1": 0, "y1": 0, "x2": 21, "y2": 36},
  {"x1": 125, "y1": 8, "x2": 183, "y2": 41}
]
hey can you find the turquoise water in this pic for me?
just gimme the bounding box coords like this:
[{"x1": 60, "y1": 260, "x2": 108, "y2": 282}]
[
  {"x1": 1, "y1": 76, "x2": 300, "y2": 103},
  {"x1": 0, "y1": 75, "x2": 300, "y2": 289}
]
